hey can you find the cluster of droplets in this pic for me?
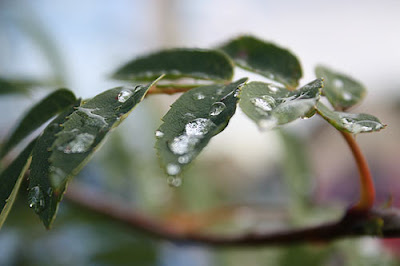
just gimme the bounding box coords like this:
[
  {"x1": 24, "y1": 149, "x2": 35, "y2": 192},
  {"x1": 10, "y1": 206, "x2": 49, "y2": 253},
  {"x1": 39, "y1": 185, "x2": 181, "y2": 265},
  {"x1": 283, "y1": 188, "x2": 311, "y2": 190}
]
[
  {"x1": 340, "y1": 116, "x2": 383, "y2": 134},
  {"x1": 58, "y1": 132, "x2": 95, "y2": 154},
  {"x1": 28, "y1": 186, "x2": 45, "y2": 213}
]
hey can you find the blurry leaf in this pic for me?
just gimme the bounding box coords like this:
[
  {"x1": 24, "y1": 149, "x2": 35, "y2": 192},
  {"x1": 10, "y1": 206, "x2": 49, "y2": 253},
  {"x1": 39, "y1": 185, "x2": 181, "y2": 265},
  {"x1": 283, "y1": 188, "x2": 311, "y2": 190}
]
[
  {"x1": 219, "y1": 35, "x2": 302, "y2": 89},
  {"x1": 316, "y1": 102, "x2": 386, "y2": 134},
  {"x1": 0, "y1": 89, "x2": 76, "y2": 159},
  {"x1": 113, "y1": 48, "x2": 234, "y2": 85},
  {"x1": 29, "y1": 78, "x2": 160, "y2": 228},
  {"x1": 239, "y1": 79, "x2": 323, "y2": 130},
  {"x1": 279, "y1": 130, "x2": 313, "y2": 213},
  {"x1": 279, "y1": 245, "x2": 331, "y2": 266},
  {"x1": 315, "y1": 65, "x2": 366, "y2": 110},
  {"x1": 0, "y1": 139, "x2": 37, "y2": 229},
  {"x1": 155, "y1": 78, "x2": 247, "y2": 181},
  {"x1": 0, "y1": 77, "x2": 32, "y2": 95}
]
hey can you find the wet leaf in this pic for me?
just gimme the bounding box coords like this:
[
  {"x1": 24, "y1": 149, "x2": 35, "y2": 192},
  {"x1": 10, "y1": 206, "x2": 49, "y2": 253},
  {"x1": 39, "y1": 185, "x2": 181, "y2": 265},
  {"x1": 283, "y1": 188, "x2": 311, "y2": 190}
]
[
  {"x1": 316, "y1": 102, "x2": 386, "y2": 134},
  {"x1": 239, "y1": 79, "x2": 323, "y2": 130},
  {"x1": 155, "y1": 78, "x2": 247, "y2": 181},
  {"x1": 112, "y1": 48, "x2": 234, "y2": 86},
  {"x1": 0, "y1": 139, "x2": 37, "y2": 229},
  {"x1": 315, "y1": 65, "x2": 366, "y2": 110},
  {"x1": 219, "y1": 35, "x2": 302, "y2": 89},
  {"x1": 29, "y1": 78, "x2": 160, "y2": 228},
  {"x1": 0, "y1": 89, "x2": 76, "y2": 159}
]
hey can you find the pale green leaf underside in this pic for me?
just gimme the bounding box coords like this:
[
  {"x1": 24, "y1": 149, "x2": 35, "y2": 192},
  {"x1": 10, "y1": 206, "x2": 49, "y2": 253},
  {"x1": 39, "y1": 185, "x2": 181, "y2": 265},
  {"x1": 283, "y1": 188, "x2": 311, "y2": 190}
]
[
  {"x1": 219, "y1": 35, "x2": 302, "y2": 89},
  {"x1": 316, "y1": 102, "x2": 385, "y2": 134},
  {"x1": 315, "y1": 65, "x2": 366, "y2": 110},
  {"x1": 155, "y1": 78, "x2": 248, "y2": 178},
  {"x1": 112, "y1": 48, "x2": 234, "y2": 86},
  {"x1": 239, "y1": 79, "x2": 323, "y2": 130},
  {"x1": 0, "y1": 139, "x2": 37, "y2": 229},
  {"x1": 28, "y1": 78, "x2": 160, "y2": 228},
  {"x1": 0, "y1": 89, "x2": 76, "y2": 159}
]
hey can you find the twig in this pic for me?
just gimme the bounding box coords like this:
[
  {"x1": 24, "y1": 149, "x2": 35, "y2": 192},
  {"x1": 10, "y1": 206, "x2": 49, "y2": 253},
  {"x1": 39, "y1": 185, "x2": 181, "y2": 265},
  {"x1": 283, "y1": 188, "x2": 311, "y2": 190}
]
[{"x1": 64, "y1": 183, "x2": 400, "y2": 246}]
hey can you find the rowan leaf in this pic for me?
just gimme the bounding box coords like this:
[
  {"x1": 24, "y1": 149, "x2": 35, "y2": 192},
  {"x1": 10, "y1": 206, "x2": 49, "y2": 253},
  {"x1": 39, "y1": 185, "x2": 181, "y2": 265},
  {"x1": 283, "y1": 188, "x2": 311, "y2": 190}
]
[
  {"x1": 219, "y1": 35, "x2": 302, "y2": 89},
  {"x1": 315, "y1": 65, "x2": 366, "y2": 110},
  {"x1": 112, "y1": 49, "x2": 234, "y2": 87},
  {"x1": 239, "y1": 79, "x2": 323, "y2": 130},
  {"x1": 155, "y1": 78, "x2": 247, "y2": 184},
  {"x1": 316, "y1": 102, "x2": 386, "y2": 134},
  {"x1": 0, "y1": 89, "x2": 76, "y2": 159},
  {"x1": 0, "y1": 139, "x2": 37, "y2": 229}
]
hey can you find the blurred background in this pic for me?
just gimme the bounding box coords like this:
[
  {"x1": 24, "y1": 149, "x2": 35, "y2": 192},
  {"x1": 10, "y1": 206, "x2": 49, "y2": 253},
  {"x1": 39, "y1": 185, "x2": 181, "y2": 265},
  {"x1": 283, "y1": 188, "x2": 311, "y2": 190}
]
[{"x1": 1, "y1": 0, "x2": 400, "y2": 265}]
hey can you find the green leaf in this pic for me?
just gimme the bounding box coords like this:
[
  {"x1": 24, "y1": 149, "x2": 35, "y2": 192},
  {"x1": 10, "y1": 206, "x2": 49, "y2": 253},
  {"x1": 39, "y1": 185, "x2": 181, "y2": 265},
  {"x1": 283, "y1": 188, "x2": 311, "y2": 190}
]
[
  {"x1": 219, "y1": 35, "x2": 302, "y2": 89},
  {"x1": 315, "y1": 65, "x2": 366, "y2": 110},
  {"x1": 112, "y1": 48, "x2": 234, "y2": 85},
  {"x1": 0, "y1": 139, "x2": 37, "y2": 229},
  {"x1": 29, "y1": 79, "x2": 160, "y2": 228},
  {"x1": 155, "y1": 78, "x2": 248, "y2": 182},
  {"x1": 0, "y1": 89, "x2": 76, "y2": 159},
  {"x1": 239, "y1": 79, "x2": 323, "y2": 130},
  {"x1": 316, "y1": 102, "x2": 386, "y2": 134}
]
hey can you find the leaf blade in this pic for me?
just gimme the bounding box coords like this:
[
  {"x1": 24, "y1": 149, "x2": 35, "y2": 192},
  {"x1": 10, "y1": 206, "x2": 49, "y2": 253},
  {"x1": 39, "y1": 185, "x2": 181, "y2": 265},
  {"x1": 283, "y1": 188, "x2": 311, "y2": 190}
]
[
  {"x1": 315, "y1": 65, "x2": 366, "y2": 110},
  {"x1": 219, "y1": 35, "x2": 302, "y2": 89},
  {"x1": 155, "y1": 78, "x2": 247, "y2": 180},
  {"x1": 112, "y1": 48, "x2": 234, "y2": 84},
  {"x1": 0, "y1": 139, "x2": 37, "y2": 229},
  {"x1": 316, "y1": 102, "x2": 385, "y2": 134},
  {"x1": 239, "y1": 79, "x2": 323, "y2": 130},
  {"x1": 0, "y1": 89, "x2": 76, "y2": 159},
  {"x1": 29, "y1": 78, "x2": 160, "y2": 228}
]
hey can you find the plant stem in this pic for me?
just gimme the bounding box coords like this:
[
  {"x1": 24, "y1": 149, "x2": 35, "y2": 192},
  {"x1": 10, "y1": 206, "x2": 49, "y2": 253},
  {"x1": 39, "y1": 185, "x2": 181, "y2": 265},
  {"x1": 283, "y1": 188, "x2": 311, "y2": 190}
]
[
  {"x1": 146, "y1": 86, "x2": 192, "y2": 95},
  {"x1": 340, "y1": 132, "x2": 375, "y2": 211},
  {"x1": 64, "y1": 182, "x2": 400, "y2": 246}
]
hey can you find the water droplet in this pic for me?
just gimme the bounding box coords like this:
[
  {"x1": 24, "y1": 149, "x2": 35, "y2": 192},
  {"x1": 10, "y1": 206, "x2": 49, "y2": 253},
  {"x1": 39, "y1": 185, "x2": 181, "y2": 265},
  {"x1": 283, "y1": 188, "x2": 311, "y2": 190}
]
[
  {"x1": 167, "y1": 176, "x2": 182, "y2": 187},
  {"x1": 155, "y1": 130, "x2": 164, "y2": 138},
  {"x1": 178, "y1": 155, "x2": 191, "y2": 164},
  {"x1": 193, "y1": 92, "x2": 205, "y2": 100},
  {"x1": 184, "y1": 113, "x2": 196, "y2": 120},
  {"x1": 233, "y1": 89, "x2": 241, "y2": 98},
  {"x1": 216, "y1": 88, "x2": 225, "y2": 95},
  {"x1": 333, "y1": 79, "x2": 344, "y2": 88},
  {"x1": 169, "y1": 135, "x2": 199, "y2": 155},
  {"x1": 59, "y1": 133, "x2": 95, "y2": 154},
  {"x1": 28, "y1": 186, "x2": 45, "y2": 213},
  {"x1": 268, "y1": 85, "x2": 279, "y2": 92},
  {"x1": 117, "y1": 89, "x2": 133, "y2": 103},
  {"x1": 250, "y1": 96, "x2": 276, "y2": 112},
  {"x1": 258, "y1": 117, "x2": 278, "y2": 131},
  {"x1": 209, "y1": 102, "x2": 226, "y2": 116},
  {"x1": 185, "y1": 118, "x2": 215, "y2": 136},
  {"x1": 133, "y1": 86, "x2": 142, "y2": 93},
  {"x1": 167, "y1": 163, "x2": 181, "y2": 176},
  {"x1": 343, "y1": 91, "x2": 352, "y2": 101}
]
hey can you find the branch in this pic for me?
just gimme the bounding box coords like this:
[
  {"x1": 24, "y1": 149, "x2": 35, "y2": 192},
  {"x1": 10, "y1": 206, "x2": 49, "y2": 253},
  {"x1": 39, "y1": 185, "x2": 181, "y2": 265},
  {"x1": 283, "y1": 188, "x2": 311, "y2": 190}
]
[
  {"x1": 146, "y1": 86, "x2": 192, "y2": 95},
  {"x1": 64, "y1": 183, "x2": 400, "y2": 246}
]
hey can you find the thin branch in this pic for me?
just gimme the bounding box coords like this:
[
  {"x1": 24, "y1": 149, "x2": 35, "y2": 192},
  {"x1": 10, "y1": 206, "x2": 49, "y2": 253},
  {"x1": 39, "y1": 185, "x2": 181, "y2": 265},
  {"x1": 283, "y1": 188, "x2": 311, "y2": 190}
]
[
  {"x1": 146, "y1": 86, "x2": 192, "y2": 95},
  {"x1": 341, "y1": 132, "x2": 375, "y2": 211},
  {"x1": 64, "y1": 183, "x2": 400, "y2": 246}
]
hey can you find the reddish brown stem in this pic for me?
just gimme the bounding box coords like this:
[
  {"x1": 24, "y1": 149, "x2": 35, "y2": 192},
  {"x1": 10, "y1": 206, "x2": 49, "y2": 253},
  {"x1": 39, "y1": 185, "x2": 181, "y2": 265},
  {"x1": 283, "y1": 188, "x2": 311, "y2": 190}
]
[
  {"x1": 341, "y1": 132, "x2": 375, "y2": 211},
  {"x1": 146, "y1": 86, "x2": 192, "y2": 95}
]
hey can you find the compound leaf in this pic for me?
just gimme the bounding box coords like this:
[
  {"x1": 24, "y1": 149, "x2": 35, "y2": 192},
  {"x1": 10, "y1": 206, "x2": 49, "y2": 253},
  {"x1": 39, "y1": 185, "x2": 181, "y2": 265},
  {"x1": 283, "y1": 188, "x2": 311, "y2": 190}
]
[
  {"x1": 239, "y1": 79, "x2": 323, "y2": 130},
  {"x1": 155, "y1": 78, "x2": 247, "y2": 183},
  {"x1": 0, "y1": 139, "x2": 37, "y2": 229},
  {"x1": 112, "y1": 49, "x2": 234, "y2": 86},
  {"x1": 0, "y1": 89, "x2": 76, "y2": 159},
  {"x1": 315, "y1": 65, "x2": 366, "y2": 110},
  {"x1": 219, "y1": 35, "x2": 302, "y2": 89},
  {"x1": 316, "y1": 102, "x2": 385, "y2": 134}
]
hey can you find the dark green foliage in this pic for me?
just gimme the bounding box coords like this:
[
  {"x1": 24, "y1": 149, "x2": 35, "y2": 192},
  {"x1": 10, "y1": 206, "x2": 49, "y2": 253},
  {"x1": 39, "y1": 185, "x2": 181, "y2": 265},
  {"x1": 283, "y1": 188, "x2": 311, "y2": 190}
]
[
  {"x1": 219, "y1": 35, "x2": 302, "y2": 89},
  {"x1": 315, "y1": 65, "x2": 366, "y2": 110},
  {"x1": 113, "y1": 48, "x2": 234, "y2": 84},
  {"x1": 0, "y1": 139, "x2": 37, "y2": 228},
  {"x1": 316, "y1": 102, "x2": 385, "y2": 134},
  {"x1": 239, "y1": 79, "x2": 323, "y2": 130},
  {"x1": 0, "y1": 89, "x2": 76, "y2": 159},
  {"x1": 155, "y1": 78, "x2": 247, "y2": 183}
]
